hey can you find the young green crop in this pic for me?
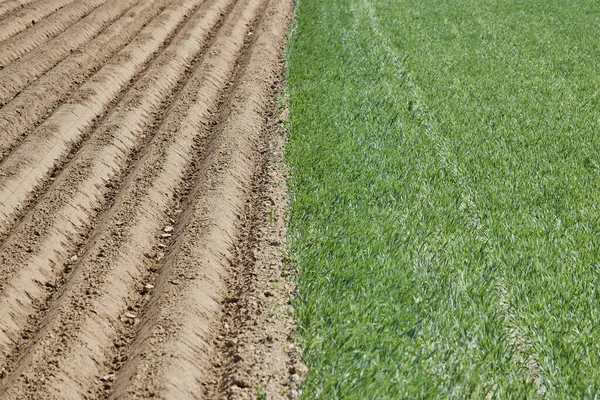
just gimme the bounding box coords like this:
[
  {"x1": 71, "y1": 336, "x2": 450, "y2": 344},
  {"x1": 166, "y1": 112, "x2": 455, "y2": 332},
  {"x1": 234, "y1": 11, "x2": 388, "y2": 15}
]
[{"x1": 286, "y1": 0, "x2": 600, "y2": 398}]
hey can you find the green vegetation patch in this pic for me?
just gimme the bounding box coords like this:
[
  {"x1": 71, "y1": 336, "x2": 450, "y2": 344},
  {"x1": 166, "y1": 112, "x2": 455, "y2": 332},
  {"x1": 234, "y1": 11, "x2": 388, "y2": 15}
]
[{"x1": 286, "y1": 0, "x2": 600, "y2": 398}]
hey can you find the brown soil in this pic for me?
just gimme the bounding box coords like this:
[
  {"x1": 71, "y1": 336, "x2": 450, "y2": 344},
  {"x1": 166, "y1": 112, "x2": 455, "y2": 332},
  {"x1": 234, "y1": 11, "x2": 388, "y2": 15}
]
[{"x1": 0, "y1": 0, "x2": 298, "y2": 398}]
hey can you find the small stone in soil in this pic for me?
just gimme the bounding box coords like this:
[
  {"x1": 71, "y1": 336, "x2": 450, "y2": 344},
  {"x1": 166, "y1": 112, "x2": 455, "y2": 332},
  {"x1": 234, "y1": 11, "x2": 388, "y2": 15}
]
[
  {"x1": 100, "y1": 374, "x2": 115, "y2": 382},
  {"x1": 290, "y1": 363, "x2": 308, "y2": 376},
  {"x1": 142, "y1": 284, "x2": 154, "y2": 293},
  {"x1": 232, "y1": 377, "x2": 250, "y2": 389}
]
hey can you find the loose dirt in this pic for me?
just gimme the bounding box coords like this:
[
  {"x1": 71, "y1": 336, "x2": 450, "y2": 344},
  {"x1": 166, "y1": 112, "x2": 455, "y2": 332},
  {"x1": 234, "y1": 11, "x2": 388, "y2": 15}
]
[{"x1": 0, "y1": 0, "x2": 298, "y2": 398}]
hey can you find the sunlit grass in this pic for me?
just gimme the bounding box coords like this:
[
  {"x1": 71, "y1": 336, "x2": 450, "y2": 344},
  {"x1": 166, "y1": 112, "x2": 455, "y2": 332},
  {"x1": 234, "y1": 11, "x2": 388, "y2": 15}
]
[{"x1": 286, "y1": 0, "x2": 600, "y2": 398}]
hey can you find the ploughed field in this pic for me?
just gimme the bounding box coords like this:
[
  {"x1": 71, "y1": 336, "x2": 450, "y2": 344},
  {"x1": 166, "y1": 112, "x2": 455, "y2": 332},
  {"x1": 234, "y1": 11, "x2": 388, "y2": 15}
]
[{"x1": 0, "y1": 0, "x2": 293, "y2": 398}]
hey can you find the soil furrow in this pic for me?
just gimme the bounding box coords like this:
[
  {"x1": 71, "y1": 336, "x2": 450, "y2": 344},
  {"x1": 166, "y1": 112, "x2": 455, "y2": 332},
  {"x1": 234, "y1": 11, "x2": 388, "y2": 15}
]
[
  {"x1": 0, "y1": 0, "x2": 76, "y2": 43},
  {"x1": 215, "y1": 102, "x2": 300, "y2": 400},
  {"x1": 0, "y1": 1, "x2": 42, "y2": 21},
  {"x1": 107, "y1": 0, "x2": 292, "y2": 397},
  {"x1": 0, "y1": 0, "x2": 203, "y2": 239},
  {"x1": 0, "y1": 0, "x2": 138, "y2": 107},
  {"x1": 0, "y1": 0, "x2": 234, "y2": 377},
  {"x1": 0, "y1": 0, "x2": 173, "y2": 160},
  {"x1": 0, "y1": 0, "x2": 108, "y2": 67},
  {"x1": 0, "y1": 3, "x2": 268, "y2": 397}
]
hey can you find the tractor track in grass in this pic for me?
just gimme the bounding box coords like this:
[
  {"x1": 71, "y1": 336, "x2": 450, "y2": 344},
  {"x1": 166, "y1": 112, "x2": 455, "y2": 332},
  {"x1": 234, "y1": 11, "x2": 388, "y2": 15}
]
[
  {"x1": 0, "y1": 0, "x2": 295, "y2": 398},
  {"x1": 362, "y1": 0, "x2": 546, "y2": 394}
]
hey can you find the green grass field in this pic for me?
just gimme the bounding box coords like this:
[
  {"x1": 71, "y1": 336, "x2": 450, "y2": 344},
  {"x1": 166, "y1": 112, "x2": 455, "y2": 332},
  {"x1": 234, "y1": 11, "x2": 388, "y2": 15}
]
[{"x1": 286, "y1": 0, "x2": 600, "y2": 398}]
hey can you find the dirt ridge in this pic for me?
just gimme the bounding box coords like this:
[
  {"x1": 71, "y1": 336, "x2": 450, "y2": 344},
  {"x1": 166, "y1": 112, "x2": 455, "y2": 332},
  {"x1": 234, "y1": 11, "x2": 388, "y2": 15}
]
[
  {"x1": 0, "y1": 0, "x2": 40, "y2": 22},
  {"x1": 0, "y1": 0, "x2": 205, "y2": 234},
  {"x1": 0, "y1": 0, "x2": 186, "y2": 162},
  {"x1": 0, "y1": 0, "x2": 137, "y2": 106},
  {"x1": 0, "y1": 0, "x2": 295, "y2": 398},
  {"x1": 0, "y1": 0, "x2": 76, "y2": 42},
  {"x1": 0, "y1": 0, "x2": 233, "y2": 359},
  {"x1": 0, "y1": 0, "x2": 108, "y2": 66},
  {"x1": 108, "y1": 0, "x2": 294, "y2": 397}
]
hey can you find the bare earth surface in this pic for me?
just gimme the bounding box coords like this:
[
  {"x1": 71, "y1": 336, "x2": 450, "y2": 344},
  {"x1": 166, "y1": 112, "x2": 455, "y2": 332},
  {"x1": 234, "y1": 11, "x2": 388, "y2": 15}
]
[{"x1": 0, "y1": 0, "x2": 300, "y2": 398}]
